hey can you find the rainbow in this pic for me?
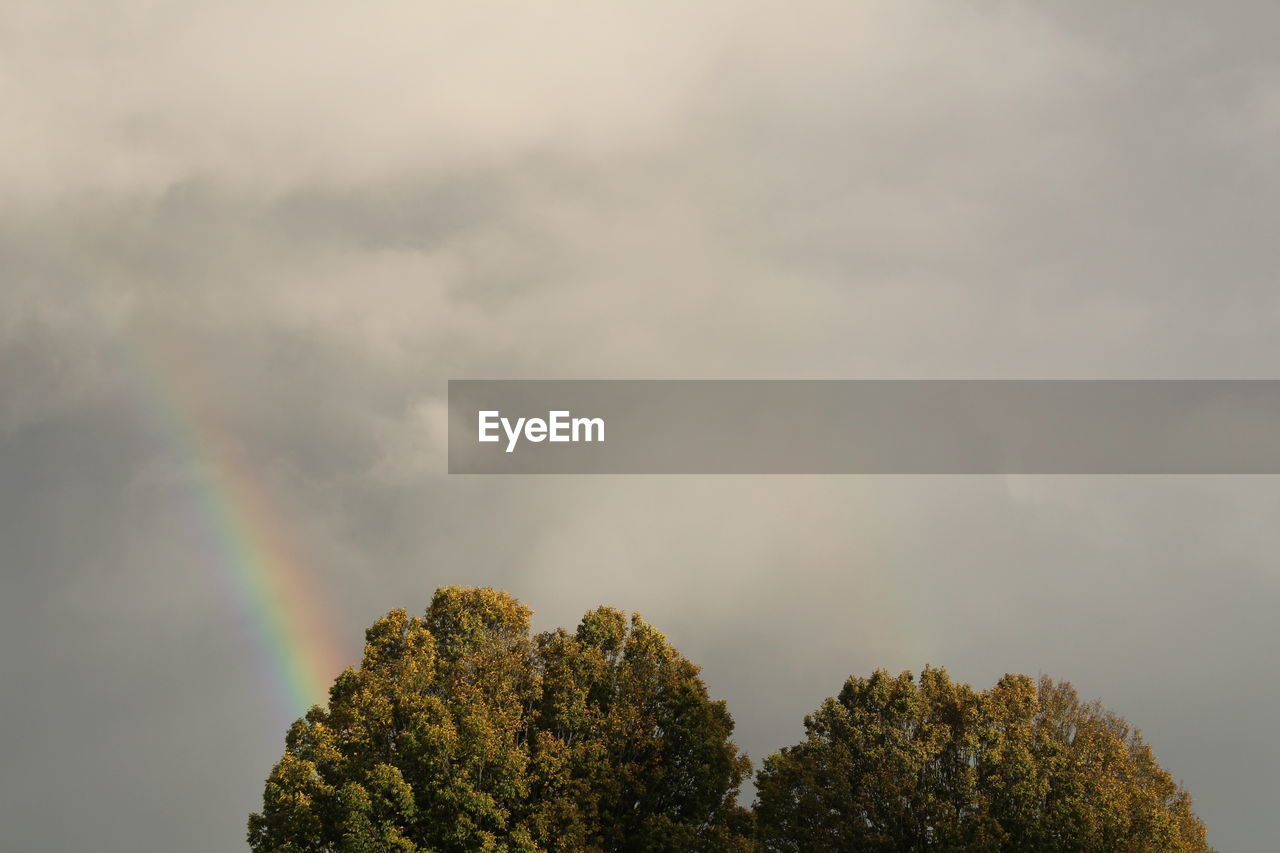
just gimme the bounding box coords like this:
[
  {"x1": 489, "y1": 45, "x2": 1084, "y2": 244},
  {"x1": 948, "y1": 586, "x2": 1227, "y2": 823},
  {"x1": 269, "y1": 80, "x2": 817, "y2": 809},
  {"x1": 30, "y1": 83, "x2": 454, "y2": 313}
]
[{"x1": 127, "y1": 333, "x2": 345, "y2": 718}]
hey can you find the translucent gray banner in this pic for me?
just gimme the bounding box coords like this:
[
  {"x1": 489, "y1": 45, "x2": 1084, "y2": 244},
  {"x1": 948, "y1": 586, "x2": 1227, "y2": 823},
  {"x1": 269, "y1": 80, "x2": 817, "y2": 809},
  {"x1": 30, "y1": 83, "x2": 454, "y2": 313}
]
[{"x1": 448, "y1": 380, "x2": 1280, "y2": 474}]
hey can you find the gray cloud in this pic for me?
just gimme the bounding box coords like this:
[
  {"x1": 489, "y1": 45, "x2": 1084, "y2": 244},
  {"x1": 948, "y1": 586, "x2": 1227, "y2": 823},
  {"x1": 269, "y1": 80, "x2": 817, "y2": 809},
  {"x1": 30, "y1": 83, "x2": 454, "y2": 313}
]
[{"x1": 3, "y1": 1, "x2": 1279, "y2": 849}]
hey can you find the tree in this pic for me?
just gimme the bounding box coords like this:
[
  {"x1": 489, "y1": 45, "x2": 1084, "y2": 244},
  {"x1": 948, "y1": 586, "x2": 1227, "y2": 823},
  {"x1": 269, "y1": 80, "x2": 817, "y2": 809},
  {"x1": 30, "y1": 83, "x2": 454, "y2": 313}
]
[
  {"x1": 754, "y1": 667, "x2": 1212, "y2": 853},
  {"x1": 248, "y1": 587, "x2": 754, "y2": 852},
  {"x1": 250, "y1": 591, "x2": 1213, "y2": 852}
]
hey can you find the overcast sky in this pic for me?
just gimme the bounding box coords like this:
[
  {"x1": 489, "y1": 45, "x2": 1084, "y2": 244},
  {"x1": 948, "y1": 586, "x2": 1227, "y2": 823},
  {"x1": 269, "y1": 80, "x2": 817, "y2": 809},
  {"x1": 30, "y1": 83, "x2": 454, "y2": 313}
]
[{"x1": 3, "y1": 2, "x2": 1279, "y2": 850}]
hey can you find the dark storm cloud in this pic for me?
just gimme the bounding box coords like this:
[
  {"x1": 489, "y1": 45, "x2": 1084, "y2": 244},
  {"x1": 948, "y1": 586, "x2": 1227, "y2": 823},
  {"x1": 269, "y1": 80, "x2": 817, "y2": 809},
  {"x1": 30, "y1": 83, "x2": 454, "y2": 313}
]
[{"x1": 2, "y1": 2, "x2": 1279, "y2": 850}]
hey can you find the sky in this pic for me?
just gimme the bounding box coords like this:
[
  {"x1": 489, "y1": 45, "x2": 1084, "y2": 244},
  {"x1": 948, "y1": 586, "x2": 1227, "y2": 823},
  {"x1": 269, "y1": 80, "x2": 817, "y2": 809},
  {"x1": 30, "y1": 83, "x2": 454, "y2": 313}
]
[{"x1": 2, "y1": 1, "x2": 1279, "y2": 849}]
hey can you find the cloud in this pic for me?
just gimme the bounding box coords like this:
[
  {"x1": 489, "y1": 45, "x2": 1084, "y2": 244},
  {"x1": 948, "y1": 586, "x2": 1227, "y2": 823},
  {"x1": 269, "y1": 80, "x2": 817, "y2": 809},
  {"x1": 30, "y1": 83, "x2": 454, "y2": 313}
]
[{"x1": 3, "y1": 2, "x2": 1280, "y2": 850}]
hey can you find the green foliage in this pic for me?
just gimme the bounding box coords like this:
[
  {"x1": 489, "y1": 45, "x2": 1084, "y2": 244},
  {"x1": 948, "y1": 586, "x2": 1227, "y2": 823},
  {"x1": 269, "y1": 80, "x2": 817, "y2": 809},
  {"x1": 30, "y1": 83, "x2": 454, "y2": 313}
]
[
  {"x1": 754, "y1": 667, "x2": 1213, "y2": 853},
  {"x1": 248, "y1": 587, "x2": 754, "y2": 853},
  {"x1": 250, "y1": 590, "x2": 1212, "y2": 852}
]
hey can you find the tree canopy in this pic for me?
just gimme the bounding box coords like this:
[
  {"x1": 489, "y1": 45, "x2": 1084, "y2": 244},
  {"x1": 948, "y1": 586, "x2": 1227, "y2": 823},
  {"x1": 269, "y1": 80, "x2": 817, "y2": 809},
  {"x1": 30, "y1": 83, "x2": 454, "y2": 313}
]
[
  {"x1": 250, "y1": 590, "x2": 1211, "y2": 852},
  {"x1": 755, "y1": 666, "x2": 1212, "y2": 853},
  {"x1": 248, "y1": 587, "x2": 753, "y2": 852}
]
